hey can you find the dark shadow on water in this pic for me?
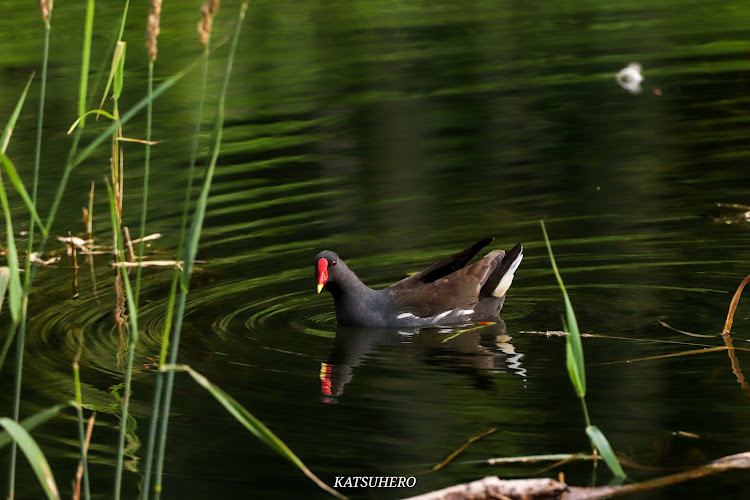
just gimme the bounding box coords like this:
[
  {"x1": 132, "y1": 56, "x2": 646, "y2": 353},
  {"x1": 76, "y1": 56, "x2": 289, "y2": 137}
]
[{"x1": 319, "y1": 320, "x2": 525, "y2": 402}]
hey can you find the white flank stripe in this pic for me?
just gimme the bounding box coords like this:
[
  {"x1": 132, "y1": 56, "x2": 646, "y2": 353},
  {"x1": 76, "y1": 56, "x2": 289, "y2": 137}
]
[
  {"x1": 433, "y1": 310, "x2": 452, "y2": 322},
  {"x1": 458, "y1": 309, "x2": 474, "y2": 315},
  {"x1": 397, "y1": 312, "x2": 417, "y2": 319}
]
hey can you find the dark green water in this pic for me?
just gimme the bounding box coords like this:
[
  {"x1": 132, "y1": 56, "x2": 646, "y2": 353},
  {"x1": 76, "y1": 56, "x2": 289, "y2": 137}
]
[{"x1": 2, "y1": 1, "x2": 750, "y2": 498}]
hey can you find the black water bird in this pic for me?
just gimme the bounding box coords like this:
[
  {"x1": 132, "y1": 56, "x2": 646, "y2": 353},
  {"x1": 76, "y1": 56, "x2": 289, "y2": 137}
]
[{"x1": 314, "y1": 238, "x2": 523, "y2": 328}]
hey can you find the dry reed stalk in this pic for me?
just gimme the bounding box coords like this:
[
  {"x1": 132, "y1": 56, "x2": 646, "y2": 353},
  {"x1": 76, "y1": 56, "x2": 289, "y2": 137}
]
[
  {"x1": 721, "y1": 274, "x2": 750, "y2": 336},
  {"x1": 147, "y1": 0, "x2": 162, "y2": 61},
  {"x1": 72, "y1": 412, "x2": 96, "y2": 500},
  {"x1": 82, "y1": 207, "x2": 89, "y2": 236},
  {"x1": 87, "y1": 181, "x2": 94, "y2": 239},
  {"x1": 123, "y1": 226, "x2": 136, "y2": 262},
  {"x1": 198, "y1": 0, "x2": 220, "y2": 45},
  {"x1": 721, "y1": 275, "x2": 750, "y2": 395}
]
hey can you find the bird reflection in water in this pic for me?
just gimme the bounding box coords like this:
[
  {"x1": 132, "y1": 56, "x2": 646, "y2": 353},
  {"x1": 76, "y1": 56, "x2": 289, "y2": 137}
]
[{"x1": 319, "y1": 320, "x2": 525, "y2": 403}]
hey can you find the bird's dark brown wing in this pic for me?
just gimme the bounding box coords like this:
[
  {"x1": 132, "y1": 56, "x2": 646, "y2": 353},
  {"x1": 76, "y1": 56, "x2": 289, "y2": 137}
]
[
  {"x1": 384, "y1": 251, "x2": 503, "y2": 318},
  {"x1": 387, "y1": 238, "x2": 494, "y2": 293}
]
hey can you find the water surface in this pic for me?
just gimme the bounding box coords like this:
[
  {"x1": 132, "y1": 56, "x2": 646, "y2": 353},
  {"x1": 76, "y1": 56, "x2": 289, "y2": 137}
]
[{"x1": 1, "y1": 1, "x2": 750, "y2": 499}]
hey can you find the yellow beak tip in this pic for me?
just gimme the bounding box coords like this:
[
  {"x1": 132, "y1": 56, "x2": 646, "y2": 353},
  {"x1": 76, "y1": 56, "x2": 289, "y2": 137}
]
[{"x1": 316, "y1": 284, "x2": 324, "y2": 294}]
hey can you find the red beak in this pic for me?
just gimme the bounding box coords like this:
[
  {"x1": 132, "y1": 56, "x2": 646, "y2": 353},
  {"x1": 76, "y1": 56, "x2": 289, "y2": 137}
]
[{"x1": 316, "y1": 258, "x2": 328, "y2": 293}]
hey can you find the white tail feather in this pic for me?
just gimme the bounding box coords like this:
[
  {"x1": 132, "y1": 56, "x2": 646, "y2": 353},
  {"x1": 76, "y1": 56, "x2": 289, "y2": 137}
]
[{"x1": 492, "y1": 251, "x2": 523, "y2": 298}]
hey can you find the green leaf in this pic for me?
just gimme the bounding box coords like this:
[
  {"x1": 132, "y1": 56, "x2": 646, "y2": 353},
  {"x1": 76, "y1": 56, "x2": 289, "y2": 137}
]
[
  {"x1": 163, "y1": 364, "x2": 346, "y2": 500},
  {"x1": 0, "y1": 266, "x2": 8, "y2": 313},
  {"x1": 0, "y1": 417, "x2": 61, "y2": 500},
  {"x1": 541, "y1": 220, "x2": 586, "y2": 396},
  {"x1": 114, "y1": 41, "x2": 126, "y2": 100},
  {"x1": 71, "y1": 64, "x2": 190, "y2": 174},
  {"x1": 66, "y1": 109, "x2": 116, "y2": 135},
  {"x1": 0, "y1": 152, "x2": 48, "y2": 236},
  {"x1": 0, "y1": 170, "x2": 22, "y2": 323},
  {"x1": 100, "y1": 41, "x2": 127, "y2": 110},
  {"x1": 104, "y1": 179, "x2": 139, "y2": 345},
  {"x1": 1, "y1": 73, "x2": 34, "y2": 153},
  {"x1": 586, "y1": 425, "x2": 627, "y2": 478},
  {"x1": 0, "y1": 403, "x2": 67, "y2": 450},
  {"x1": 565, "y1": 338, "x2": 585, "y2": 397},
  {"x1": 77, "y1": 0, "x2": 95, "y2": 128},
  {"x1": 180, "y1": 2, "x2": 248, "y2": 292}
]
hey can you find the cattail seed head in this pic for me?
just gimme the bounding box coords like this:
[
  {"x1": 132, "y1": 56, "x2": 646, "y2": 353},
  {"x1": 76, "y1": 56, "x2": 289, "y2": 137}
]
[
  {"x1": 147, "y1": 0, "x2": 162, "y2": 62},
  {"x1": 39, "y1": 0, "x2": 54, "y2": 24},
  {"x1": 198, "y1": 0, "x2": 220, "y2": 46}
]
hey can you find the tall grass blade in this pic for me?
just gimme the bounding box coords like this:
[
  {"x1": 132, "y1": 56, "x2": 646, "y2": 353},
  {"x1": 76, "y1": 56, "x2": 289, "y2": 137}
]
[
  {"x1": 0, "y1": 417, "x2": 61, "y2": 500},
  {"x1": 77, "y1": 0, "x2": 95, "y2": 129},
  {"x1": 134, "y1": 59, "x2": 154, "y2": 303},
  {"x1": 141, "y1": 43, "x2": 204, "y2": 494},
  {"x1": 0, "y1": 170, "x2": 22, "y2": 324},
  {"x1": 540, "y1": 220, "x2": 586, "y2": 397},
  {"x1": 586, "y1": 425, "x2": 627, "y2": 479},
  {"x1": 153, "y1": 6, "x2": 250, "y2": 498},
  {"x1": 30, "y1": 21, "x2": 50, "y2": 250},
  {"x1": 67, "y1": 110, "x2": 117, "y2": 134},
  {"x1": 0, "y1": 404, "x2": 67, "y2": 450},
  {"x1": 69, "y1": 64, "x2": 190, "y2": 175},
  {"x1": 163, "y1": 365, "x2": 346, "y2": 500},
  {"x1": 4, "y1": 45, "x2": 42, "y2": 500},
  {"x1": 99, "y1": 41, "x2": 127, "y2": 112},
  {"x1": 1, "y1": 73, "x2": 34, "y2": 153},
  {"x1": 105, "y1": 180, "x2": 140, "y2": 500},
  {"x1": 0, "y1": 73, "x2": 46, "y2": 234},
  {"x1": 0, "y1": 267, "x2": 8, "y2": 313},
  {"x1": 0, "y1": 153, "x2": 47, "y2": 236},
  {"x1": 181, "y1": 3, "x2": 247, "y2": 291},
  {"x1": 73, "y1": 329, "x2": 91, "y2": 500},
  {"x1": 541, "y1": 221, "x2": 624, "y2": 479}
]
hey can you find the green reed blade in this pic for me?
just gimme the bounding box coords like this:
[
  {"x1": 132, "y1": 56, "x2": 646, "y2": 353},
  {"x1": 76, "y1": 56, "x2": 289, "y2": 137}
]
[
  {"x1": 105, "y1": 179, "x2": 140, "y2": 500},
  {"x1": 153, "y1": 6, "x2": 251, "y2": 499},
  {"x1": 540, "y1": 220, "x2": 586, "y2": 397},
  {"x1": 77, "y1": 0, "x2": 95, "y2": 129},
  {"x1": 68, "y1": 64, "x2": 190, "y2": 178},
  {"x1": 72, "y1": 328, "x2": 91, "y2": 500},
  {"x1": 0, "y1": 404, "x2": 67, "y2": 450},
  {"x1": 0, "y1": 418, "x2": 61, "y2": 500},
  {"x1": 1, "y1": 73, "x2": 34, "y2": 153},
  {"x1": 99, "y1": 41, "x2": 125, "y2": 111},
  {"x1": 30, "y1": 22, "x2": 50, "y2": 229},
  {"x1": 0, "y1": 74, "x2": 46, "y2": 235},
  {"x1": 0, "y1": 170, "x2": 22, "y2": 324},
  {"x1": 180, "y1": 4, "x2": 247, "y2": 291},
  {"x1": 141, "y1": 37, "x2": 210, "y2": 500},
  {"x1": 134, "y1": 59, "x2": 154, "y2": 305},
  {"x1": 0, "y1": 153, "x2": 47, "y2": 236},
  {"x1": 0, "y1": 267, "x2": 8, "y2": 313},
  {"x1": 6, "y1": 37, "x2": 44, "y2": 500},
  {"x1": 163, "y1": 365, "x2": 346, "y2": 500},
  {"x1": 67, "y1": 110, "x2": 116, "y2": 134},
  {"x1": 586, "y1": 425, "x2": 627, "y2": 479}
]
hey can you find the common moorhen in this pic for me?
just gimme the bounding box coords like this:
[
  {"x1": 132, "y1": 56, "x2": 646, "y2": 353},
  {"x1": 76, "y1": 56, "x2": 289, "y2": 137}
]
[{"x1": 314, "y1": 238, "x2": 523, "y2": 327}]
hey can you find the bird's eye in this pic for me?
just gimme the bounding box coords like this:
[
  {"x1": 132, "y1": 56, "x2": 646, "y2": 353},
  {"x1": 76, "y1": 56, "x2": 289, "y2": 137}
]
[{"x1": 331, "y1": 260, "x2": 337, "y2": 267}]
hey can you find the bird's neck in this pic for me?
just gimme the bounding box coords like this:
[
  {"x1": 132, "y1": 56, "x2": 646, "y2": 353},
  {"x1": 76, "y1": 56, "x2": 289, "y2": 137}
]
[
  {"x1": 327, "y1": 273, "x2": 383, "y2": 326},
  {"x1": 327, "y1": 271, "x2": 373, "y2": 301}
]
